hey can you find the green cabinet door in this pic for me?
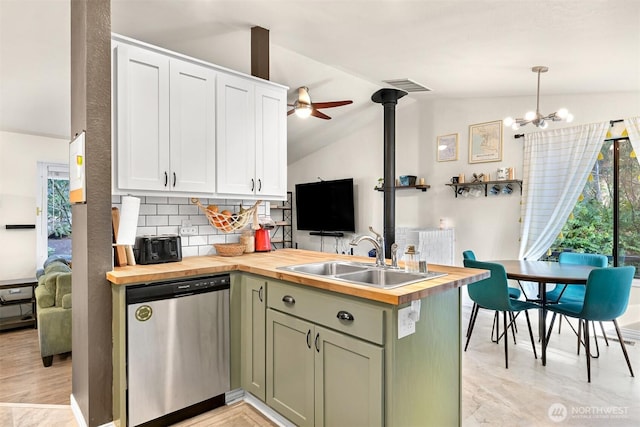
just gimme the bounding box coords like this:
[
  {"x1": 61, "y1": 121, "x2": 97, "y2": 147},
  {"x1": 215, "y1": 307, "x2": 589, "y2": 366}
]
[
  {"x1": 266, "y1": 309, "x2": 315, "y2": 427},
  {"x1": 241, "y1": 275, "x2": 267, "y2": 401},
  {"x1": 314, "y1": 325, "x2": 384, "y2": 427}
]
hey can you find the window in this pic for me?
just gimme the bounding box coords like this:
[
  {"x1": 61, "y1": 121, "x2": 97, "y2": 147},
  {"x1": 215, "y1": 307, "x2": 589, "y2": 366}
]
[
  {"x1": 547, "y1": 134, "x2": 640, "y2": 277},
  {"x1": 37, "y1": 163, "x2": 71, "y2": 266}
]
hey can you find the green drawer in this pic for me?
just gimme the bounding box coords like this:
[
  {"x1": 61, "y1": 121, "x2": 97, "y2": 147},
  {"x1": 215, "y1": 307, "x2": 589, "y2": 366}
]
[{"x1": 267, "y1": 280, "x2": 385, "y2": 345}]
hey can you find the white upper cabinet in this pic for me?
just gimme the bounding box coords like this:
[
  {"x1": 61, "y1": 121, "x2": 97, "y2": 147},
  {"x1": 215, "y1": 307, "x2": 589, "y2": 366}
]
[
  {"x1": 113, "y1": 35, "x2": 286, "y2": 199},
  {"x1": 255, "y1": 85, "x2": 287, "y2": 198},
  {"x1": 217, "y1": 75, "x2": 287, "y2": 199},
  {"x1": 169, "y1": 60, "x2": 216, "y2": 193},
  {"x1": 216, "y1": 73, "x2": 256, "y2": 196},
  {"x1": 115, "y1": 43, "x2": 170, "y2": 192}
]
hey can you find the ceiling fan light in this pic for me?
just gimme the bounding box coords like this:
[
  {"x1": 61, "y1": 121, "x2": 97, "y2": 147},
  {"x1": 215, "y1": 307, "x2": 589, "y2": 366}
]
[
  {"x1": 295, "y1": 104, "x2": 312, "y2": 118},
  {"x1": 566, "y1": 113, "x2": 574, "y2": 123},
  {"x1": 525, "y1": 111, "x2": 536, "y2": 121},
  {"x1": 511, "y1": 122, "x2": 520, "y2": 131},
  {"x1": 503, "y1": 117, "x2": 514, "y2": 127},
  {"x1": 539, "y1": 120, "x2": 548, "y2": 129}
]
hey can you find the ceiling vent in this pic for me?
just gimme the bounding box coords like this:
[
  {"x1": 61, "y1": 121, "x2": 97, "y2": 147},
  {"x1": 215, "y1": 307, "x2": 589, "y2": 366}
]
[{"x1": 382, "y1": 78, "x2": 432, "y2": 93}]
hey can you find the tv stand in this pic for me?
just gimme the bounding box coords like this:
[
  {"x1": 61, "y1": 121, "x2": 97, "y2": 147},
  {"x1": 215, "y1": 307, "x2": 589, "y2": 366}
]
[{"x1": 310, "y1": 231, "x2": 344, "y2": 237}]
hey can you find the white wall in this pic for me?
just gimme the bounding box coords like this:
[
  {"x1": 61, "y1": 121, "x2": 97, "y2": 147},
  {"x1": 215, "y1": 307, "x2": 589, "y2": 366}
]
[{"x1": 0, "y1": 131, "x2": 68, "y2": 279}]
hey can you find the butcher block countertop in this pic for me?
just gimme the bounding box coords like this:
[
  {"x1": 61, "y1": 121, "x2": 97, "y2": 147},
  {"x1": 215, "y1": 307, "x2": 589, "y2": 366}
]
[{"x1": 107, "y1": 249, "x2": 488, "y2": 305}]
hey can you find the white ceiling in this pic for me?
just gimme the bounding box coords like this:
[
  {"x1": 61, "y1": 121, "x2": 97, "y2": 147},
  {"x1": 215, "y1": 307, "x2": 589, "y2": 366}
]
[{"x1": 2, "y1": 0, "x2": 639, "y2": 162}]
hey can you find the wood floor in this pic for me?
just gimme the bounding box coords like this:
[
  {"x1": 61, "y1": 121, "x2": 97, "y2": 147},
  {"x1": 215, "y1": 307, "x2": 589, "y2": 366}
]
[{"x1": 1, "y1": 303, "x2": 638, "y2": 426}]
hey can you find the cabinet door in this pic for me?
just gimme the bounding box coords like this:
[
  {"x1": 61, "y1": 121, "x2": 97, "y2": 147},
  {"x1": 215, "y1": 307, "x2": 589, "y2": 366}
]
[
  {"x1": 314, "y1": 326, "x2": 384, "y2": 427},
  {"x1": 266, "y1": 309, "x2": 314, "y2": 427},
  {"x1": 241, "y1": 276, "x2": 267, "y2": 401},
  {"x1": 115, "y1": 43, "x2": 170, "y2": 191},
  {"x1": 169, "y1": 59, "x2": 216, "y2": 193},
  {"x1": 255, "y1": 84, "x2": 287, "y2": 198},
  {"x1": 216, "y1": 73, "x2": 255, "y2": 195}
]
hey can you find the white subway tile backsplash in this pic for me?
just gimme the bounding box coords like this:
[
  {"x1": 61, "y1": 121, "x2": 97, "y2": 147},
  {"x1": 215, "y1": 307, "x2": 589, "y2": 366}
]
[
  {"x1": 158, "y1": 204, "x2": 179, "y2": 215},
  {"x1": 112, "y1": 196, "x2": 261, "y2": 258},
  {"x1": 146, "y1": 216, "x2": 169, "y2": 226}
]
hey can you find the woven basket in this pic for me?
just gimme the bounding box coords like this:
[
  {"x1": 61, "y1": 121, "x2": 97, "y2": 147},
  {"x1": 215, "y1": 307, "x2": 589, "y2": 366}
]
[
  {"x1": 192, "y1": 198, "x2": 262, "y2": 233},
  {"x1": 213, "y1": 243, "x2": 246, "y2": 257}
]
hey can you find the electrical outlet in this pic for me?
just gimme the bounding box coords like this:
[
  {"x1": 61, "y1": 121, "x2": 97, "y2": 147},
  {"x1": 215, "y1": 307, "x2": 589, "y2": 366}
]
[{"x1": 180, "y1": 226, "x2": 197, "y2": 236}]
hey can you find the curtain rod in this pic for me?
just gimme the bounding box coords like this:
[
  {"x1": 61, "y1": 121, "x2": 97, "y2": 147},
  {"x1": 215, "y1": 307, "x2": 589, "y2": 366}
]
[{"x1": 512, "y1": 119, "x2": 624, "y2": 139}]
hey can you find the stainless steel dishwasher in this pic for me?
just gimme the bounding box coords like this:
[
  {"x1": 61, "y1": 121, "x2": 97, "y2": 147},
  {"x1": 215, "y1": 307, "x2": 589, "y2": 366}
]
[{"x1": 126, "y1": 274, "x2": 230, "y2": 426}]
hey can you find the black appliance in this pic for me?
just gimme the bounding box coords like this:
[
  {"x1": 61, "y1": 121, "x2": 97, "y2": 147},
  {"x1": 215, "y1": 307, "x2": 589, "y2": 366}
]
[
  {"x1": 134, "y1": 235, "x2": 182, "y2": 265},
  {"x1": 295, "y1": 178, "x2": 356, "y2": 234}
]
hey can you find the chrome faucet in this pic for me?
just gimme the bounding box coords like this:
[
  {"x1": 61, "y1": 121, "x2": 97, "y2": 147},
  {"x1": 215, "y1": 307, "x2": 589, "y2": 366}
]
[{"x1": 350, "y1": 226, "x2": 386, "y2": 268}]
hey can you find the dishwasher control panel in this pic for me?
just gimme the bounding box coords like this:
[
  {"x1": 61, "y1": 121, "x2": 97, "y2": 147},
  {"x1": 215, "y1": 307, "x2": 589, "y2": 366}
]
[{"x1": 126, "y1": 274, "x2": 230, "y2": 305}]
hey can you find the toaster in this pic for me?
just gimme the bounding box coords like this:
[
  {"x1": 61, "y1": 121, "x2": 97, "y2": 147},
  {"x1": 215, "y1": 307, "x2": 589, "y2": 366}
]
[{"x1": 134, "y1": 235, "x2": 182, "y2": 265}]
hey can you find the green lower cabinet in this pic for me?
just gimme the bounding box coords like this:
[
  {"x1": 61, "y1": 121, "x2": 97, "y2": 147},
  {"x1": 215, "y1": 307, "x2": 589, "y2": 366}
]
[
  {"x1": 266, "y1": 308, "x2": 316, "y2": 426},
  {"x1": 266, "y1": 308, "x2": 384, "y2": 427},
  {"x1": 241, "y1": 275, "x2": 267, "y2": 401},
  {"x1": 314, "y1": 325, "x2": 383, "y2": 427}
]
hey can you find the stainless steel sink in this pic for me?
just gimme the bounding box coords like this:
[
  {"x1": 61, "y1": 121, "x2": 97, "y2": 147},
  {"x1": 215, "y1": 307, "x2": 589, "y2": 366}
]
[
  {"x1": 282, "y1": 261, "x2": 370, "y2": 276},
  {"x1": 278, "y1": 260, "x2": 447, "y2": 289}
]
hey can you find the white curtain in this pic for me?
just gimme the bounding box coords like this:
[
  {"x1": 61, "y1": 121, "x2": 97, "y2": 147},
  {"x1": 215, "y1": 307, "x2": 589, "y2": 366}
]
[
  {"x1": 623, "y1": 117, "x2": 640, "y2": 163},
  {"x1": 519, "y1": 122, "x2": 609, "y2": 260}
]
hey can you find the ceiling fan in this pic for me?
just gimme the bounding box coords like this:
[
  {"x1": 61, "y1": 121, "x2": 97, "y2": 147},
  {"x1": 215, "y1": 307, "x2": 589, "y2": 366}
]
[{"x1": 287, "y1": 86, "x2": 353, "y2": 120}]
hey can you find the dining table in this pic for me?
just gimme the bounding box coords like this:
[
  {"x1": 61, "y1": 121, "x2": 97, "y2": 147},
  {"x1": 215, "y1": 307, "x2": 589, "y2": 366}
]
[{"x1": 490, "y1": 260, "x2": 598, "y2": 366}]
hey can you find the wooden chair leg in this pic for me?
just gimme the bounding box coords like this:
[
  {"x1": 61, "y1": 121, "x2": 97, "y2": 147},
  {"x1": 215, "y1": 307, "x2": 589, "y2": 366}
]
[{"x1": 613, "y1": 319, "x2": 635, "y2": 378}]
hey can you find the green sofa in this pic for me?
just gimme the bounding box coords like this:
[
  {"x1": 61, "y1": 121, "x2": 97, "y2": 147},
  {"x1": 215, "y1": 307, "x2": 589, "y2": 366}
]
[{"x1": 35, "y1": 260, "x2": 72, "y2": 367}]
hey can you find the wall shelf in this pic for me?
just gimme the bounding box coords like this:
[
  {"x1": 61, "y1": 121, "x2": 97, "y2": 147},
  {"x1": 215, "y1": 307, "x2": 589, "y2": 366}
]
[
  {"x1": 374, "y1": 184, "x2": 430, "y2": 192},
  {"x1": 270, "y1": 192, "x2": 292, "y2": 249},
  {"x1": 445, "y1": 179, "x2": 522, "y2": 198}
]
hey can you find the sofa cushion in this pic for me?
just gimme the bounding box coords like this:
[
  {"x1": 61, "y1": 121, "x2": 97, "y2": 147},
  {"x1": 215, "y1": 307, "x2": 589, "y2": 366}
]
[
  {"x1": 44, "y1": 261, "x2": 71, "y2": 275},
  {"x1": 62, "y1": 293, "x2": 72, "y2": 309},
  {"x1": 55, "y1": 273, "x2": 72, "y2": 307},
  {"x1": 35, "y1": 285, "x2": 54, "y2": 309}
]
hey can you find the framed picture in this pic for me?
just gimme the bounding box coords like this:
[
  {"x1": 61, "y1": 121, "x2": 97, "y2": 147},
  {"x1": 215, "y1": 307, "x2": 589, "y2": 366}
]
[
  {"x1": 468, "y1": 120, "x2": 503, "y2": 163},
  {"x1": 437, "y1": 133, "x2": 458, "y2": 162}
]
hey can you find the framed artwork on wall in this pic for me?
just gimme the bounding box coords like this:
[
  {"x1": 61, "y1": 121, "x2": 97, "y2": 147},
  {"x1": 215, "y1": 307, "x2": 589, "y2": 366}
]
[
  {"x1": 468, "y1": 120, "x2": 503, "y2": 163},
  {"x1": 437, "y1": 133, "x2": 458, "y2": 162}
]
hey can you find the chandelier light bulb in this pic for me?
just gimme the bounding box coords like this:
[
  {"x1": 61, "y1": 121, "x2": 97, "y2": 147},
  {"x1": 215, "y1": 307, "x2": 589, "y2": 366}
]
[
  {"x1": 503, "y1": 117, "x2": 514, "y2": 127},
  {"x1": 525, "y1": 111, "x2": 536, "y2": 121}
]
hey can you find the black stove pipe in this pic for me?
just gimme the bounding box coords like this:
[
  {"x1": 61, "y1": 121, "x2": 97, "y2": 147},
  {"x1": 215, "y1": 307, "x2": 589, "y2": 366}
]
[{"x1": 371, "y1": 88, "x2": 407, "y2": 256}]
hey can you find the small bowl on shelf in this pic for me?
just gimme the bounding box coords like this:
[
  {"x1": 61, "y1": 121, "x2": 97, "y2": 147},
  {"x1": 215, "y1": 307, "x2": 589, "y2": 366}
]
[{"x1": 214, "y1": 243, "x2": 246, "y2": 257}]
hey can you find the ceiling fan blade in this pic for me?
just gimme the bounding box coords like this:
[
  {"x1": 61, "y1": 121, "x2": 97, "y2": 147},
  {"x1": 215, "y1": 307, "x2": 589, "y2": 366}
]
[
  {"x1": 311, "y1": 109, "x2": 331, "y2": 120},
  {"x1": 287, "y1": 109, "x2": 296, "y2": 116},
  {"x1": 312, "y1": 100, "x2": 353, "y2": 109}
]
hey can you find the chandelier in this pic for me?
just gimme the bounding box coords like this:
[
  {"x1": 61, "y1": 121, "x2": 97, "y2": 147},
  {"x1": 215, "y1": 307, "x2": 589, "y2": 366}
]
[{"x1": 503, "y1": 66, "x2": 573, "y2": 130}]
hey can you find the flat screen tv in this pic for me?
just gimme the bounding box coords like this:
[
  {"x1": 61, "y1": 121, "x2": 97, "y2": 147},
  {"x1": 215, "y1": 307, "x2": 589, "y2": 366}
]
[{"x1": 295, "y1": 178, "x2": 355, "y2": 233}]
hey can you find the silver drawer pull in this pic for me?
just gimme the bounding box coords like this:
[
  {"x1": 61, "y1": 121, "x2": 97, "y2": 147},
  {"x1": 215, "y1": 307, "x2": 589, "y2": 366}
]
[
  {"x1": 337, "y1": 310, "x2": 355, "y2": 322},
  {"x1": 282, "y1": 295, "x2": 295, "y2": 304}
]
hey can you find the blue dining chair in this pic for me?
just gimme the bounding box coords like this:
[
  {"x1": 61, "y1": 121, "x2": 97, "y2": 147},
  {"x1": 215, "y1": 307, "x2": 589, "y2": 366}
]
[
  {"x1": 463, "y1": 251, "x2": 522, "y2": 344},
  {"x1": 546, "y1": 252, "x2": 609, "y2": 352},
  {"x1": 546, "y1": 266, "x2": 635, "y2": 382},
  {"x1": 463, "y1": 259, "x2": 539, "y2": 368}
]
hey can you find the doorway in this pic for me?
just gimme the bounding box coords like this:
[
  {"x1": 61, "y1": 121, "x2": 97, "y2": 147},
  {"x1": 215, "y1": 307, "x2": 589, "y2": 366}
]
[{"x1": 36, "y1": 162, "x2": 71, "y2": 267}]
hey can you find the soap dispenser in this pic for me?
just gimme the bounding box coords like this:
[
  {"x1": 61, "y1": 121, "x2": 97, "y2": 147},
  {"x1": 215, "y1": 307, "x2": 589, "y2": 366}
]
[{"x1": 404, "y1": 245, "x2": 419, "y2": 273}]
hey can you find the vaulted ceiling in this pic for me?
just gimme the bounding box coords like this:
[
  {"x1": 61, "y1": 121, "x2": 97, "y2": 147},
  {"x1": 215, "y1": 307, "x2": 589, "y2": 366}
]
[{"x1": 2, "y1": 0, "x2": 639, "y2": 162}]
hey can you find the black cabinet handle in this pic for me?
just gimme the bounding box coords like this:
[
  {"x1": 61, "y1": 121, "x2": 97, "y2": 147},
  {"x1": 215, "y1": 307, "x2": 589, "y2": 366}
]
[
  {"x1": 306, "y1": 330, "x2": 312, "y2": 348},
  {"x1": 251, "y1": 179, "x2": 255, "y2": 192},
  {"x1": 164, "y1": 171, "x2": 168, "y2": 187},
  {"x1": 258, "y1": 285, "x2": 263, "y2": 302},
  {"x1": 282, "y1": 295, "x2": 295, "y2": 305},
  {"x1": 337, "y1": 310, "x2": 355, "y2": 322},
  {"x1": 258, "y1": 179, "x2": 262, "y2": 192},
  {"x1": 173, "y1": 172, "x2": 176, "y2": 187},
  {"x1": 315, "y1": 332, "x2": 320, "y2": 352}
]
